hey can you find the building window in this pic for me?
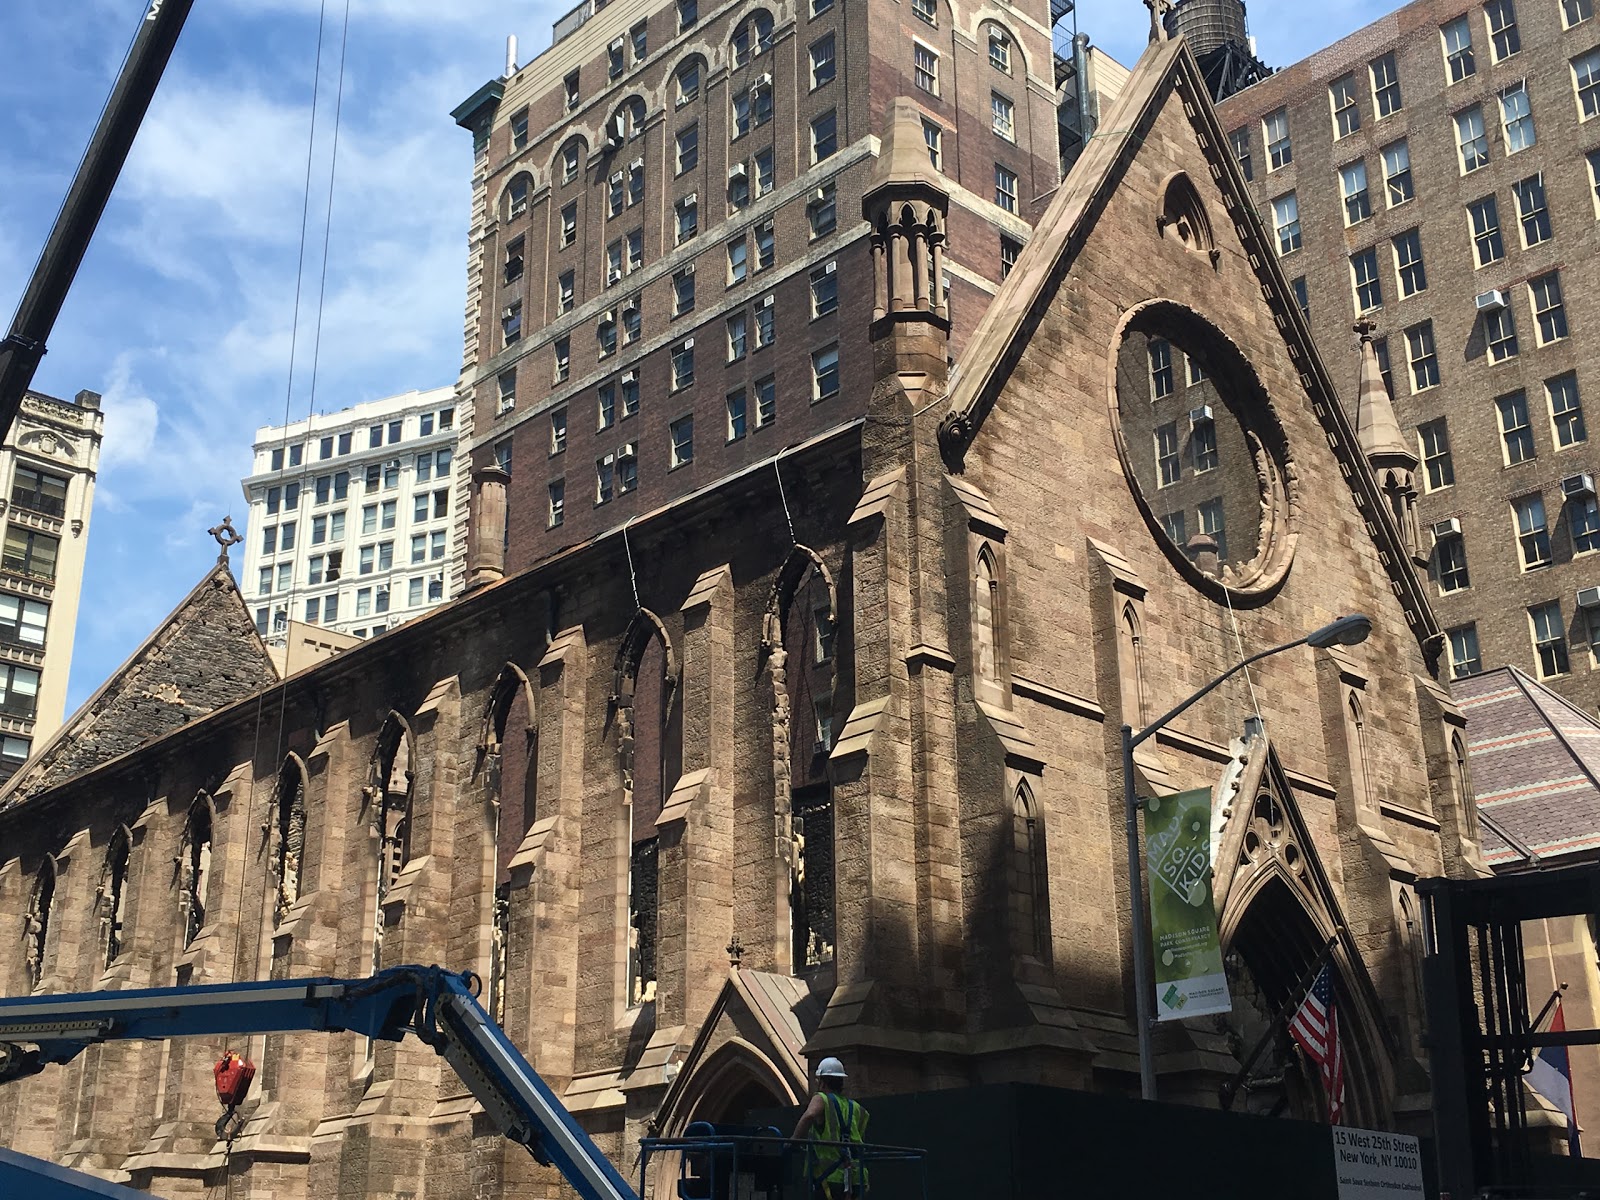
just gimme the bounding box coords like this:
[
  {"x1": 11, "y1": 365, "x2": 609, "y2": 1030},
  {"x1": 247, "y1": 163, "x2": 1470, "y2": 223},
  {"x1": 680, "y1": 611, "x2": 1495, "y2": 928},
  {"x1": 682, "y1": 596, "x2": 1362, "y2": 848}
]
[
  {"x1": 992, "y1": 92, "x2": 1016, "y2": 141},
  {"x1": 809, "y1": 182, "x2": 837, "y2": 236},
  {"x1": 607, "y1": 240, "x2": 625, "y2": 285},
  {"x1": 677, "y1": 123, "x2": 699, "y2": 173},
  {"x1": 1381, "y1": 140, "x2": 1413, "y2": 206},
  {"x1": 671, "y1": 339, "x2": 696, "y2": 390},
  {"x1": 726, "y1": 389, "x2": 748, "y2": 441},
  {"x1": 756, "y1": 374, "x2": 777, "y2": 426},
  {"x1": 1530, "y1": 601, "x2": 1568, "y2": 676},
  {"x1": 812, "y1": 344, "x2": 840, "y2": 400},
  {"x1": 1393, "y1": 229, "x2": 1427, "y2": 296},
  {"x1": 598, "y1": 312, "x2": 618, "y2": 357},
  {"x1": 558, "y1": 268, "x2": 575, "y2": 312},
  {"x1": 1531, "y1": 273, "x2": 1568, "y2": 345},
  {"x1": 560, "y1": 202, "x2": 577, "y2": 246},
  {"x1": 0, "y1": 595, "x2": 47, "y2": 649},
  {"x1": 1548, "y1": 373, "x2": 1587, "y2": 447},
  {"x1": 755, "y1": 150, "x2": 775, "y2": 198},
  {"x1": 1487, "y1": 307, "x2": 1519, "y2": 361},
  {"x1": 1485, "y1": 0, "x2": 1520, "y2": 60},
  {"x1": 598, "y1": 382, "x2": 617, "y2": 431},
  {"x1": 727, "y1": 312, "x2": 747, "y2": 361},
  {"x1": 1514, "y1": 492, "x2": 1552, "y2": 567},
  {"x1": 1513, "y1": 175, "x2": 1552, "y2": 245},
  {"x1": 562, "y1": 141, "x2": 580, "y2": 185},
  {"x1": 994, "y1": 164, "x2": 1019, "y2": 214},
  {"x1": 1199, "y1": 498, "x2": 1227, "y2": 560},
  {"x1": 1500, "y1": 391, "x2": 1536, "y2": 463},
  {"x1": 728, "y1": 237, "x2": 748, "y2": 284},
  {"x1": 1571, "y1": 491, "x2": 1600, "y2": 554},
  {"x1": 990, "y1": 30, "x2": 1012, "y2": 72},
  {"x1": 1161, "y1": 511, "x2": 1187, "y2": 544},
  {"x1": 1401, "y1": 322, "x2": 1439, "y2": 393},
  {"x1": 554, "y1": 337, "x2": 570, "y2": 383},
  {"x1": 1443, "y1": 15, "x2": 1476, "y2": 82},
  {"x1": 628, "y1": 160, "x2": 644, "y2": 205},
  {"x1": 1565, "y1": 0, "x2": 1594, "y2": 26},
  {"x1": 1448, "y1": 624, "x2": 1482, "y2": 678},
  {"x1": 608, "y1": 39, "x2": 625, "y2": 80},
  {"x1": 1152, "y1": 423, "x2": 1180, "y2": 487},
  {"x1": 673, "y1": 268, "x2": 695, "y2": 316},
  {"x1": 810, "y1": 262, "x2": 838, "y2": 316},
  {"x1": 732, "y1": 90, "x2": 752, "y2": 139},
  {"x1": 669, "y1": 414, "x2": 695, "y2": 468},
  {"x1": 597, "y1": 453, "x2": 616, "y2": 504},
  {"x1": 1229, "y1": 128, "x2": 1253, "y2": 181},
  {"x1": 1351, "y1": 247, "x2": 1383, "y2": 312},
  {"x1": 548, "y1": 481, "x2": 564, "y2": 527},
  {"x1": 618, "y1": 445, "x2": 638, "y2": 493},
  {"x1": 1192, "y1": 419, "x2": 1219, "y2": 473},
  {"x1": 913, "y1": 42, "x2": 940, "y2": 93},
  {"x1": 1272, "y1": 192, "x2": 1303, "y2": 252},
  {"x1": 1000, "y1": 235, "x2": 1021, "y2": 279},
  {"x1": 2, "y1": 526, "x2": 58, "y2": 581},
  {"x1": 678, "y1": 0, "x2": 697, "y2": 30},
  {"x1": 550, "y1": 407, "x2": 568, "y2": 456},
  {"x1": 731, "y1": 4, "x2": 774, "y2": 58},
  {"x1": 1456, "y1": 107, "x2": 1489, "y2": 173},
  {"x1": 1264, "y1": 108, "x2": 1292, "y2": 169},
  {"x1": 565, "y1": 69, "x2": 581, "y2": 111},
  {"x1": 916, "y1": 119, "x2": 942, "y2": 170},
  {"x1": 811, "y1": 35, "x2": 836, "y2": 88},
  {"x1": 0, "y1": 663, "x2": 41, "y2": 720},
  {"x1": 1149, "y1": 339, "x2": 1173, "y2": 398},
  {"x1": 1419, "y1": 418, "x2": 1454, "y2": 489},
  {"x1": 1435, "y1": 529, "x2": 1471, "y2": 592},
  {"x1": 495, "y1": 438, "x2": 513, "y2": 476},
  {"x1": 501, "y1": 301, "x2": 522, "y2": 346},
  {"x1": 1468, "y1": 196, "x2": 1504, "y2": 266},
  {"x1": 756, "y1": 295, "x2": 776, "y2": 347},
  {"x1": 912, "y1": 0, "x2": 936, "y2": 22},
  {"x1": 1371, "y1": 52, "x2": 1402, "y2": 117},
  {"x1": 630, "y1": 19, "x2": 647, "y2": 62},
  {"x1": 1576, "y1": 47, "x2": 1600, "y2": 119},
  {"x1": 510, "y1": 108, "x2": 529, "y2": 150},
  {"x1": 1331, "y1": 74, "x2": 1361, "y2": 138},
  {"x1": 1501, "y1": 82, "x2": 1536, "y2": 153},
  {"x1": 676, "y1": 194, "x2": 698, "y2": 244},
  {"x1": 10, "y1": 465, "x2": 68, "y2": 517},
  {"x1": 622, "y1": 372, "x2": 640, "y2": 417},
  {"x1": 675, "y1": 60, "x2": 701, "y2": 106},
  {"x1": 1340, "y1": 162, "x2": 1371, "y2": 226},
  {"x1": 811, "y1": 110, "x2": 837, "y2": 162}
]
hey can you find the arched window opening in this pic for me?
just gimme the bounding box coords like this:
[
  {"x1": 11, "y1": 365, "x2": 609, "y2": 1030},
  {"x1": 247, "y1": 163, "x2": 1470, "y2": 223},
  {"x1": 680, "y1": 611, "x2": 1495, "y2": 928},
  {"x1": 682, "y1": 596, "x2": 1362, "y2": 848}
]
[
  {"x1": 100, "y1": 827, "x2": 132, "y2": 967},
  {"x1": 617, "y1": 616, "x2": 679, "y2": 1007},
  {"x1": 24, "y1": 859, "x2": 56, "y2": 990},
  {"x1": 181, "y1": 796, "x2": 213, "y2": 948},
  {"x1": 1450, "y1": 732, "x2": 1478, "y2": 841},
  {"x1": 786, "y1": 563, "x2": 837, "y2": 970},
  {"x1": 1346, "y1": 693, "x2": 1372, "y2": 811},
  {"x1": 674, "y1": 57, "x2": 704, "y2": 106},
  {"x1": 609, "y1": 98, "x2": 646, "y2": 145},
  {"x1": 1397, "y1": 887, "x2": 1426, "y2": 1038},
  {"x1": 974, "y1": 545, "x2": 1000, "y2": 686},
  {"x1": 731, "y1": 11, "x2": 774, "y2": 68},
  {"x1": 1012, "y1": 783, "x2": 1050, "y2": 960},
  {"x1": 273, "y1": 758, "x2": 307, "y2": 927},
  {"x1": 483, "y1": 666, "x2": 535, "y2": 1022},
  {"x1": 503, "y1": 172, "x2": 533, "y2": 223},
  {"x1": 1160, "y1": 173, "x2": 1215, "y2": 257},
  {"x1": 1119, "y1": 602, "x2": 1146, "y2": 726},
  {"x1": 370, "y1": 715, "x2": 415, "y2": 902}
]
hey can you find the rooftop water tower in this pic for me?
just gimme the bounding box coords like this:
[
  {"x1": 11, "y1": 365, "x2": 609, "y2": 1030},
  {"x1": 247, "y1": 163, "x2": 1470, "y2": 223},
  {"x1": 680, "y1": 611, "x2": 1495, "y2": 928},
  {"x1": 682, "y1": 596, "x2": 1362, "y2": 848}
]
[{"x1": 1163, "y1": 0, "x2": 1271, "y2": 101}]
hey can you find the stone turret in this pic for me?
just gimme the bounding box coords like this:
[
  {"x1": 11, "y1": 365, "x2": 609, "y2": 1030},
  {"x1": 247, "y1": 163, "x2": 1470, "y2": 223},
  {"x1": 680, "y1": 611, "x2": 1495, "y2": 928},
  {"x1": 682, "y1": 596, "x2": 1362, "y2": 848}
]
[
  {"x1": 1354, "y1": 320, "x2": 1424, "y2": 564},
  {"x1": 863, "y1": 97, "x2": 950, "y2": 386}
]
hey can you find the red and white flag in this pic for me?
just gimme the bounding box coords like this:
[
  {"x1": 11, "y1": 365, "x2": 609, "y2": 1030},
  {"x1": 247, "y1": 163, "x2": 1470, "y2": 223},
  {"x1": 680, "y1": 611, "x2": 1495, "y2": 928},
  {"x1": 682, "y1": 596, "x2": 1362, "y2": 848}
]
[{"x1": 1290, "y1": 964, "x2": 1345, "y2": 1123}]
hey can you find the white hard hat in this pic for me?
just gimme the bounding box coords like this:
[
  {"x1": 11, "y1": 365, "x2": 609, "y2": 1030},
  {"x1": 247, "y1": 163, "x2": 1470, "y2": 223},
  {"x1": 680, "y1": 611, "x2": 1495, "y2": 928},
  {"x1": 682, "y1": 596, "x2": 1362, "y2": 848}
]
[{"x1": 817, "y1": 1057, "x2": 847, "y2": 1079}]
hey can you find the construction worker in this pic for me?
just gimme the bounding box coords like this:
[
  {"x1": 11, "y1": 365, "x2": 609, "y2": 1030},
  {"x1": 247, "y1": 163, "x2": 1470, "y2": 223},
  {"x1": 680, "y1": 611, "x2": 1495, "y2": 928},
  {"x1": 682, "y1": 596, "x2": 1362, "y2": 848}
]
[{"x1": 791, "y1": 1057, "x2": 869, "y2": 1198}]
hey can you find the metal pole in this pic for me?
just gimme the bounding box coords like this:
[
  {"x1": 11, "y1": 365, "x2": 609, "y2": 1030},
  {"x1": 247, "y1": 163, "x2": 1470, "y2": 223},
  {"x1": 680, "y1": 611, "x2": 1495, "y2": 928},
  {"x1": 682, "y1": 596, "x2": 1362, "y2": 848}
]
[{"x1": 1123, "y1": 723, "x2": 1158, "y2": 1101}]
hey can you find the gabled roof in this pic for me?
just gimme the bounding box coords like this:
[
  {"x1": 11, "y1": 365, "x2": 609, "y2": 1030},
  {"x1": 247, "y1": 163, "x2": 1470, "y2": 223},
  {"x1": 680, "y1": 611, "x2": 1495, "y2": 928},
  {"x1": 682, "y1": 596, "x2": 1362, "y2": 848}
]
[
  {"x1": 0, "y1": 559, "x2": 279, "y2": 814},
  {"x1": 936, "y1": 36, "x2": 1442, "y2": 661},
  {"x1": 1455, "y1": 666, "x2": 1600, "y2": 867}
]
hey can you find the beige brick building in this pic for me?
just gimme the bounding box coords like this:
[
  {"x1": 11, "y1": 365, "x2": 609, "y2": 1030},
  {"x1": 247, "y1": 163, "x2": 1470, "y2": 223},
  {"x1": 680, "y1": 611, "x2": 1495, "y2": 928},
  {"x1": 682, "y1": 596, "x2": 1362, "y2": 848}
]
[
  {"x1": 0, "y1": 32, "x2": 1484, "y2": 1200},
  {"x1": 1216, "y1": 0, "x2": 1600, "y2": 715}
]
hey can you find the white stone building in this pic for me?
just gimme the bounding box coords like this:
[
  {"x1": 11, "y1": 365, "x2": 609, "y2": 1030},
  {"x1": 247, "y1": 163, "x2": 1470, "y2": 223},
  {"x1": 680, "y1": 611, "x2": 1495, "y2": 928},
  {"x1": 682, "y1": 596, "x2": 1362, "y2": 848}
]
[{"x1": 239, "y1": 387, "x2": 465, "y2": 648}]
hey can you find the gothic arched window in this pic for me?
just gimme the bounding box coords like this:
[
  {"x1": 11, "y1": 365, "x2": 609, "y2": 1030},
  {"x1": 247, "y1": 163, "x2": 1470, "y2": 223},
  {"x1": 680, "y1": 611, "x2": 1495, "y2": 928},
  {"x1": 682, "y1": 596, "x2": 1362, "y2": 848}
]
[
  {"x1": 181, "y1": 795, "x2": 214, "y2": 948},
  {"x1": 371, "y1": 715, "x2": 415, "y2": 902},
  {"x1": 100, "y1": 826, "x2": 132, "y2": 967},
  {"x1": 1450, "y1": 732, "x2": 1478, "y2": 841},
  {"x1": 24, "y1": 858, "x2": 57, "y2": 990},
  {"x1": 1120, "y1": 601, "x2": 1146, "y2": 726},
  {"x1": 731, "y1": 10, "x2": 774, "y2": 67},
  {"x1": 1012, "y1": 783, "x2": 1050, "y2": 960},
  {"x1": 273, "y1": 757, "x2": 308, "y2": 927},
  {"x1": 1346, "y1": 693, "x2": 1372, "y2": 811}
]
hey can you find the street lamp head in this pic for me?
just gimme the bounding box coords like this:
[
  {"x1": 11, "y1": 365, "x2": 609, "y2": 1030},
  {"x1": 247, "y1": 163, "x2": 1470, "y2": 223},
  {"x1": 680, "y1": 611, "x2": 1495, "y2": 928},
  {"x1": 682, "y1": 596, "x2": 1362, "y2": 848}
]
[{"x1": 1305, "y1": 614, "x2": 1373, "y2": 650}]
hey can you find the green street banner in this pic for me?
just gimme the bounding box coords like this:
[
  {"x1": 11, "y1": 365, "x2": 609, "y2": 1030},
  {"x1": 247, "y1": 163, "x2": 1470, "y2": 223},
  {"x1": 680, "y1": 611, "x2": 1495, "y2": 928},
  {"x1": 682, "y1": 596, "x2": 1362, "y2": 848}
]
[{"x1": 1145, "y1": 787, "x2": 1233, "y2": 1021}]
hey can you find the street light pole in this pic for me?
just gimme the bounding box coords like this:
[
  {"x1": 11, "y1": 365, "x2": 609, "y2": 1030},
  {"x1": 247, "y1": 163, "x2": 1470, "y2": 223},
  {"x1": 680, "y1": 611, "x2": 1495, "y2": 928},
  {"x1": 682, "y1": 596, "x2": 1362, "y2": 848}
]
[{"x1": 1120, "y1": 614, "x2": 1372, "y2": 1103}]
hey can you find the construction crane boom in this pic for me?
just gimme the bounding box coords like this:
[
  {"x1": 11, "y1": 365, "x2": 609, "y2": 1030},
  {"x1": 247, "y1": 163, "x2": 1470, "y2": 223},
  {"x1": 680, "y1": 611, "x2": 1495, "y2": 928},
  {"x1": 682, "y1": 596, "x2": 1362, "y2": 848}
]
[
  {"x1": 0, "y1": 964, "x2": 639, "y2": 1200},
  {"x1": 0, "y1": 0, "x2": 196, "y2": 440}
]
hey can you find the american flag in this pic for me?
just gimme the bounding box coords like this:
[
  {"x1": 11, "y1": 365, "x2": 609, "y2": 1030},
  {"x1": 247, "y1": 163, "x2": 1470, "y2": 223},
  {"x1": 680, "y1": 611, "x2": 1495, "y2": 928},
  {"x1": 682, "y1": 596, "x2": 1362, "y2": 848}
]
[{"x1": 1289, "y1": 964, "x2": 1345, "y2": 1123}]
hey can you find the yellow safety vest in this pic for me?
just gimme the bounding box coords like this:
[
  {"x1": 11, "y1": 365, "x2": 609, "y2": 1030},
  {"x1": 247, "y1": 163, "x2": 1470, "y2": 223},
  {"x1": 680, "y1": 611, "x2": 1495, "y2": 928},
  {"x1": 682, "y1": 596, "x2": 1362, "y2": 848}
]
[{"x1": 810, "y1": 1092, "x2": 869, "y2": 1193}]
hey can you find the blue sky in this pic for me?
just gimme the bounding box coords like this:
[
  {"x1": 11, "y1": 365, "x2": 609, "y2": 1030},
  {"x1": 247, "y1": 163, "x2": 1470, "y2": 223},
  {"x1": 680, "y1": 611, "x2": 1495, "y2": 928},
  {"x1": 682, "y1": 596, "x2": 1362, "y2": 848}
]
[{"x1": 0, "y1": 0, "x2": 1391, "y2": 713}]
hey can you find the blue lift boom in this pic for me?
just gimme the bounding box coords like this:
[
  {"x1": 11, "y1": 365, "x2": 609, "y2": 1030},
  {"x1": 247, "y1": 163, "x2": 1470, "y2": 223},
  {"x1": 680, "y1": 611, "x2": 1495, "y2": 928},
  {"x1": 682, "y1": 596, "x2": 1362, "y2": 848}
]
[{"x1": 0, "y1": 964, "x2": 639, "y2": 1200}]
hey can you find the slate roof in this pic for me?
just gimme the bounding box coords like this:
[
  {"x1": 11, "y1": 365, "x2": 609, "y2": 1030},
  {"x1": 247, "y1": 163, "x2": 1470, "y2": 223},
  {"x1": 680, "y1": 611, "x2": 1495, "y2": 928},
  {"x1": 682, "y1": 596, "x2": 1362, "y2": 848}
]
[{"x1": 1456, "y1": 665, "x2": 1600, "y2": 866}]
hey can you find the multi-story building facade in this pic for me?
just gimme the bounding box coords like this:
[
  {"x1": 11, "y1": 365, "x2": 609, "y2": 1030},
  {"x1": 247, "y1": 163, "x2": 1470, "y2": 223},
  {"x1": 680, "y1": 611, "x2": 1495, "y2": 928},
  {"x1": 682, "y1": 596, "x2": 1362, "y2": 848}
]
[
  {"x1": 450, "y1": 0, "x2": 1073, "y2": 571},
  {"x1": 0, "y1": 389, "x2": 103, "y2": 775},
  {"x1": 1217, "y1": 0, "x2": 1600, "y2": 713},
  {"x1": 239, "y1": 387, "x2": 464, "y2": 647}
]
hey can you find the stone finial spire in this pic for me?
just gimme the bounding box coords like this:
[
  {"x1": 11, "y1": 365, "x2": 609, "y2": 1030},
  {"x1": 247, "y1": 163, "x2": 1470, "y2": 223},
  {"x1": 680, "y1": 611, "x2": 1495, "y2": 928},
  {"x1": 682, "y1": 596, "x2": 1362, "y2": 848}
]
[
  {"x1": 1353, "y1": 321, "x2": 1414, "y2": 467},
  {"x1": 1353, "y1": 321, "x2": 1425, "y2": 564},
  {"x1": 1145, "y1": 0, "x2": 1174, "y2": 43},
  {"x1": 863, "y1": 98, "x2": 950, "y2": 382}
]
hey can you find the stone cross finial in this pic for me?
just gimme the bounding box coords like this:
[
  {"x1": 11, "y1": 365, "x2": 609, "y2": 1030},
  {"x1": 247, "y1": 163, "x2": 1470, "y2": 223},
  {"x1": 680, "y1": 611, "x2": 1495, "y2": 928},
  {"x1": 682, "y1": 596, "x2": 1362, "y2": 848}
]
[
  {"x1": 1353, "y1": 319, "x2": 1379, "y2": 343},
  {"x1": 1145, "y1": 0, "x2": 1174, "y2": 43},
  {"x1": 208, "y1": 516, "x2": 244, "y2": 564},
  {"x1": 726, "y1": 934, "x2": 744, "y2": 969}
]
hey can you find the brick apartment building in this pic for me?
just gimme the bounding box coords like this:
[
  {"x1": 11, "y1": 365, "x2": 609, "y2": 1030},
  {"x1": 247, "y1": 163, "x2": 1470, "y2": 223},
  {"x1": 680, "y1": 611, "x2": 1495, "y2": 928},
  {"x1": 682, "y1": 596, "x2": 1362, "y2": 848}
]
[
  {"x1": 449, "y1": 0, "x2": 1071, "y2": 571},
  {"x1": 1216, "y1": 0, "x2": 1600, "y2": 714}
]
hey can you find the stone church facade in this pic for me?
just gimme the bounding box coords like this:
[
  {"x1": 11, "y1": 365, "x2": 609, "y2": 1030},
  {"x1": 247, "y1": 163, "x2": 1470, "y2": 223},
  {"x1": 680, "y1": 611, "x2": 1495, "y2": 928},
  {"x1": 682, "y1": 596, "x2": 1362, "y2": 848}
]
[{"x1": 1, "y1": 37, "x2": 1485, "y2": 1199}]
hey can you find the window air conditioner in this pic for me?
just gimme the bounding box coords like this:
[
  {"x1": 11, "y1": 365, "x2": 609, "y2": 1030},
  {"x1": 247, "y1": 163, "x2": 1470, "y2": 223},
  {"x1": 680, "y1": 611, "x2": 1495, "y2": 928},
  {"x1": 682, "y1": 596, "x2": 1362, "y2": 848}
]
[
  {"x1": 728, "y1": 162, "x2": 748, "y2": 178},
  {"x1": 1577, "y1": 586, "x2": 1600, "y2": 610},
  {"x1": 1432, "y1": 517, "x2": 1462, "y2": 539},
  {"x1": 684, "y1": 191, "x2": 697, "y2": 206},
  {"x1": 1561, "y1": 473, "x2": 1596, "y2": 498},
  {"x1": 812, "y1": 187, "x2": 829, "y2": 203},
  {"x1": 621, "y1": 442, "x2": 637, "y2": 457},
  {"x1": 629, "y1": 157, "x2": 643, "y2": 171},
  {"x1": 759, "y1": 294, "x2": 774, "y2": 308},
  {"x1": 623, "y1": 370, "x2": 637, "y2": 384},
  {"x1": 609, "y1": 170, "x2": 624, "y2": 184},
  {"x1": 1189, "y1": 405, "x2": 1213, "y2": 426},
  {"x1": 683, "y1": 336, "x2": 695, "y2": 349},
  {"x1": 1475, "y1": 289, "x2": 1507, "y2": 312},
  {"x1": 824, "y1": 260, "x2": 837, "y2": 274}
]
